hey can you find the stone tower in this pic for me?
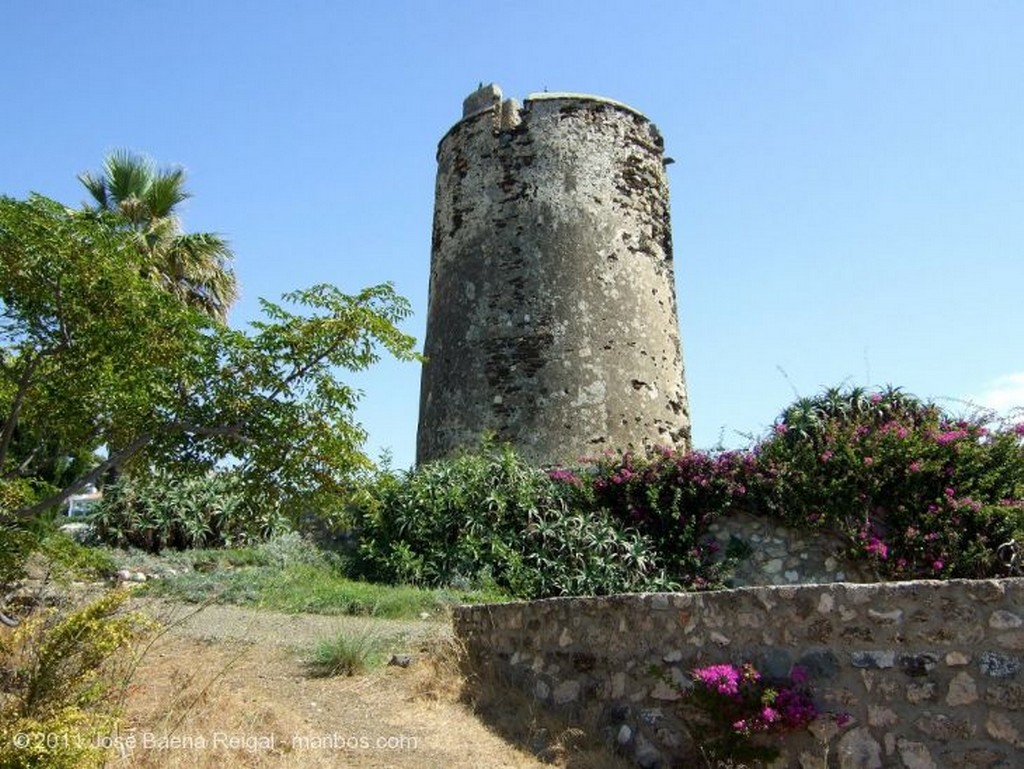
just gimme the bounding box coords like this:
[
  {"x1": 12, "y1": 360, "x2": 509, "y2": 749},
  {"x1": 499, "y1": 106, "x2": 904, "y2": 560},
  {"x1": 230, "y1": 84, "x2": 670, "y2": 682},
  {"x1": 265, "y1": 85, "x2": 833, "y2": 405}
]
[{"x1": 416, "y1": 84, "x2": 690, "y2": 466}]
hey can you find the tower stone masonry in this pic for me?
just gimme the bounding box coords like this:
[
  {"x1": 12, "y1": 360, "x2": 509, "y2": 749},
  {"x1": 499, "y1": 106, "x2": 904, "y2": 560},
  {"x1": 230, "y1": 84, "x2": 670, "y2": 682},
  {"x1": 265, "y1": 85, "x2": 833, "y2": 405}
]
[{"x1": 416, "y1": 84, "x2": 690, "y2": 466}]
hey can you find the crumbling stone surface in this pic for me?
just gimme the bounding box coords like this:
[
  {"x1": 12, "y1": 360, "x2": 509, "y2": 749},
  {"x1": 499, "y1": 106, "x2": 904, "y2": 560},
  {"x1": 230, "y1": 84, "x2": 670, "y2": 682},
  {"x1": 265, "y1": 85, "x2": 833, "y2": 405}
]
[{"x1": 418, "y1": 85, "x2": 690, "y2": 466}]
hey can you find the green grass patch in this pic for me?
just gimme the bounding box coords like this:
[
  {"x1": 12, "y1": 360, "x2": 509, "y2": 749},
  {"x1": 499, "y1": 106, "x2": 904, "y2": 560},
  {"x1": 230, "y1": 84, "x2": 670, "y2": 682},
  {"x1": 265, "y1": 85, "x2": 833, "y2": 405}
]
[
  {"x1": 139, "y1": 566, "x2": 268, "y2": 605},
  {"x1": 260, "y1": 563, "x2": 453, "y2": 617},
  {"x1": 137, "y1": 559, "x2": 510, "y2": 619}
]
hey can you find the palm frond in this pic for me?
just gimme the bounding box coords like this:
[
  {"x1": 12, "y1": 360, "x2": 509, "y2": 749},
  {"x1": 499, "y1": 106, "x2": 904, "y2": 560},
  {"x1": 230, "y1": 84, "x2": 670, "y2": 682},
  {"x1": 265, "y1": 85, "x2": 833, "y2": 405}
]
[
  {"x1": 76, "y1": 150, "x2": 238, "y2": 320},
  {"x1": 146, "y1": 168, "x2": 191, "y2": 219},
  {"x1": 76, "y1": 171, "x2": 108, "y2": 210},
  {"x1": 103, "y1": 149, "x2": 155, "y2": 211},
  {"x1": 164, "y1": 233, "x2": 238, "y2": 321}
]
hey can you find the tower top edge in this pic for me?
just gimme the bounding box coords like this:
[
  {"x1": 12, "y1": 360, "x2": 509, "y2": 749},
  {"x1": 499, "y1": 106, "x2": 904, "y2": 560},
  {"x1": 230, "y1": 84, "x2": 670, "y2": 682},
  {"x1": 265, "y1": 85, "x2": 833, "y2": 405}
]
[
  {"x1": 439, "y1": 86, "x2": 655, "y2": 150},
  {"x1": 523, "y1": 92, "x2": 649, "y2": 120}
]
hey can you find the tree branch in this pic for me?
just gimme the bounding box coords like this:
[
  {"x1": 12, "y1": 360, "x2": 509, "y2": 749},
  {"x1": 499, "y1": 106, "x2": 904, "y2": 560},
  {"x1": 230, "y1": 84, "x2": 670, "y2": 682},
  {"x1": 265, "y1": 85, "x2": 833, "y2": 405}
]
[
  {"x1": 11, "y1": 432, "x2": 156, "y2": 519},
  {"x1": 0, "y1": 352, "x2": 40, "y2": 470},
  {"x1": 167, "y1": 420, "x2": 251, "y2": 440},
  {"x1": 3, "y1": 446, "x2": 40, "y2": 480},
  {"x1": 52, "y1": 277, "x2": 74, "y2": 350},
  {"x1": 263, "y1": 330, "x2": 357, "y2": 405},
  {"x1": 9, "y1": 416, "x2": 259, "y2": 520}
]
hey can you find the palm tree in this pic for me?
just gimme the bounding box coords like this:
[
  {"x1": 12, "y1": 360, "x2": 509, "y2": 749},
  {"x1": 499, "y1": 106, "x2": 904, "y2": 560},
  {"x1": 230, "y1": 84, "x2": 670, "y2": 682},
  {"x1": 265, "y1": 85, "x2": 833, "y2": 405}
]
[{"x1": 78, "y1": 150, "x2": 238, "y2": 322}]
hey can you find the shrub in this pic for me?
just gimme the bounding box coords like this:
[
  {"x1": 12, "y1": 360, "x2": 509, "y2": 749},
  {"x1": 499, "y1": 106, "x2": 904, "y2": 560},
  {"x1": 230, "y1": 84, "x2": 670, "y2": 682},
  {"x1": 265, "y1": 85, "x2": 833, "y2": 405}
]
[
  {"x1": 1, "y1": 518, "x2": 41, "y2": 593},
  {"x1": 91, "y1": 468, "x2": 289, "y2": 552},
  {"x1": 349, "y1": 445, "x2": 671, "y2": 599},
  {"x1": 0, "y1": 479, "x2": 53, "y2": 519},
  {"x1": 516, "y1": 505, "x2": 676, "y2": 598},
  {"x1": 2, "y1": 480, "x2": 53, "y2": 604},
  {"x1": 253, "y1": 530, "x2": 338, "y2": 569},
  {"x1": 33, "y1": 531, "x2": 117, "y2": 583},
  {"x1": 752, "y1": 386, "x2": 1024, "y2": 578},
  {"x1": 0, "y1": 590, "x2": 154, "y2": 768},
  {"x1": 350, "y1": 386, "x2": 1022, "y2": 596},
  {"x1": 563, "y1": 449, "x2": 755, "y2": 589},
  {"x1": 2, "y1": 520, "x2": 116, "y2": 629}
]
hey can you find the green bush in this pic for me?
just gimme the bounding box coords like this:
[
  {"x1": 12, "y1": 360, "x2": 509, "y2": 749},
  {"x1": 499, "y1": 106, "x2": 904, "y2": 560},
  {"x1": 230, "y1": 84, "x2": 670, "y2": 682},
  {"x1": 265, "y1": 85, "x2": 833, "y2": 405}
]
[
  {"x1": 516, "y1": 504, "x2": 676, "y2": 597},
  {"x1": 91, "y1": 469, "x2": 289, "y2": 552},
  {"x1": 34, "y1": 531, "x2": 117, "y2": 583},
  {"x1": 349, "y1": 445, "x2": 672, "y2": 599},
  {"x1": 1, "y1": 520, "x2": 117, "y2": 630},
  {"x1": 0, "y1": 519, "x2": 41, "y2": 593},
  {"x1": 1, "y1": 480, "x2": 53, "y2": 594},
  {"x1": 349, "y1": 390, "x2": 1023, "y2": 597}
]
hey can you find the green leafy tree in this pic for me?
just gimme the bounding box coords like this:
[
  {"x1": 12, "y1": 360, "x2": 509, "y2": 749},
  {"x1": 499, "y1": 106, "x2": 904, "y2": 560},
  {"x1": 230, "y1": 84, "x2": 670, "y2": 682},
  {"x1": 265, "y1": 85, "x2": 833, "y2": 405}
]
[
  {"x1": 0, "y1": 194, "x2": 417, "y2": 526},
  {"x1": 78, "y1": 149, "x2": 238, "y2": 321}
]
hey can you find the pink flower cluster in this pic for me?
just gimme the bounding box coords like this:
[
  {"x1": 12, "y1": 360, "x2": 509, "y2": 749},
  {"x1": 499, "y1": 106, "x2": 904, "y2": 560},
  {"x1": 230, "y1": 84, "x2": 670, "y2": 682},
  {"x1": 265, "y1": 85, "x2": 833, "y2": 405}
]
[
  {"x1": 864, "y1": 536, "x2": 889, "y2": 559},
  {"x1": 934, "y1": 429, "x2": 969, "y2": 445},
  {"x1": 692, "y1": 663, "x2": 752, "y2": 697},
  {"x1": 547, "y1": 468, "x2": 582, "y2": 487},
  {"x1": 689, "y1": 663, "x2": 819, "y2": 737},
  {"x1": 879, "y1": 420, "x2": 910, "y2": 439},
  {"x1": 771, "y1": 687, "x2": 818, "y2": 728}
]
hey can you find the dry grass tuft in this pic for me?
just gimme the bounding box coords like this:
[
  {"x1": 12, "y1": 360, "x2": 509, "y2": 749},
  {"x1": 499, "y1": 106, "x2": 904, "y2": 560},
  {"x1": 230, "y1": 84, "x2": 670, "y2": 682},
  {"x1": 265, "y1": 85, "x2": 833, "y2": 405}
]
[
  {"x1": 407, "y1": 634, "x2": 467, "y2": 704},
  {"x1": 116, "y1": 635, "x2": 357, "y2": 768}
]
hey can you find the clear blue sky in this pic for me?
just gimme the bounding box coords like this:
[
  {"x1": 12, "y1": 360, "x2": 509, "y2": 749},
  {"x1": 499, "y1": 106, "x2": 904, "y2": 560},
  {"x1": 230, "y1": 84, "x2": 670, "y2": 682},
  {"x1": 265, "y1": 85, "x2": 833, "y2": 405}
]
[{"x1": 3, "y1": 1, "x2": 1022, "y2": 468}]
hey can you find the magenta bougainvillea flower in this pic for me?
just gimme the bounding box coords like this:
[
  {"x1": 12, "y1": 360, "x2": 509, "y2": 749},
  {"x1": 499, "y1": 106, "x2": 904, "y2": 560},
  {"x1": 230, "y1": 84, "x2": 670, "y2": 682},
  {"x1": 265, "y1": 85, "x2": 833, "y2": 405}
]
[
  {"x1": 692, "y1": 663, "x2": 745, "y2": 696},
  {"x1": 684, "y1": 661, "x2": 823, "y2": 763}
]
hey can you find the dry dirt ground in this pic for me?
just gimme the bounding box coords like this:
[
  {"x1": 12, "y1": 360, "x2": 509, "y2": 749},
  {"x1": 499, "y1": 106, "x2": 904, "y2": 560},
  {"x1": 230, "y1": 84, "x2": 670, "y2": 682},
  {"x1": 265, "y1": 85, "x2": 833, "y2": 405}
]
[{"x1": 111, "y1": 599, "x2": 627, "y2": 769}]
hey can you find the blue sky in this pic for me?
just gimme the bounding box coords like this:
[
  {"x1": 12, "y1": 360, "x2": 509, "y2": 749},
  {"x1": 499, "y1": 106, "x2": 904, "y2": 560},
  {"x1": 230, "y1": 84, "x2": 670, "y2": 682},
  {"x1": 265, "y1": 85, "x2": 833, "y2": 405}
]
[{"x1": 3, "y1": 1, "x2": 1022, "y2": 468}]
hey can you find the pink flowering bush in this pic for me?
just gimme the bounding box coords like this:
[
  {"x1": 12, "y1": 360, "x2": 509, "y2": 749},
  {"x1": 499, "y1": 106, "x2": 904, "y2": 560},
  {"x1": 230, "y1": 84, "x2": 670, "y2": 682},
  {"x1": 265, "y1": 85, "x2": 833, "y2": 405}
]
[
  {"x1": 554, "y1": 449, "x2": 755, "y2": 589},
  {"x1": 682, "y1": 662, "x2": 819, "y2": 764},
  {"x1": 546, "y1": 385, "x2": 1023, "y2": 586},
  {"x1": 360, "y1": 385, "x2": 1020, "y2": 599},
  {"x1": 752, "y1": 386, "x2": 1024, "y2": 578}
]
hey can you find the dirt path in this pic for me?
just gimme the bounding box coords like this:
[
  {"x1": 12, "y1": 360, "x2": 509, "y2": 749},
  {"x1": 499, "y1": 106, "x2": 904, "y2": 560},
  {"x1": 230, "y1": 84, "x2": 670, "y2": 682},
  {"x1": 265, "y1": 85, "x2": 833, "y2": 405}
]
[{"x1": 113, "y1": 599, "x2": 559, "y2": 769}]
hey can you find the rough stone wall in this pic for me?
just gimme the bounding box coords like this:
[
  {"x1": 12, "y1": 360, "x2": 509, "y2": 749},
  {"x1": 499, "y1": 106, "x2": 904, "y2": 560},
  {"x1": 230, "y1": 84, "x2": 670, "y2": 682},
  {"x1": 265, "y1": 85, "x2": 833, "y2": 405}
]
[
  {"x1": 417, "y1": 84, "x2": 690, "y2": 466},
  {"x1": 454, "y1": 579, "x2": 1024, "y2": 768},
  {"x1": 708, "y1": 511, "x2": 879, "y2": 587}
]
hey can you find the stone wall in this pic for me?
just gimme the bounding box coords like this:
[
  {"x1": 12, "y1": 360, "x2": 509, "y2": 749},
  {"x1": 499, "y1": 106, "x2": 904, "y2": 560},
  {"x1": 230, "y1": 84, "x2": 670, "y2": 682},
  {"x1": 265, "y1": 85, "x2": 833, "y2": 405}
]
[
  {"x1": 707, "y1": 511, "x2": 878, "y2": 587},
  {"x1": 454, "y1": 578, "x2": 1024, "y2": 768}
]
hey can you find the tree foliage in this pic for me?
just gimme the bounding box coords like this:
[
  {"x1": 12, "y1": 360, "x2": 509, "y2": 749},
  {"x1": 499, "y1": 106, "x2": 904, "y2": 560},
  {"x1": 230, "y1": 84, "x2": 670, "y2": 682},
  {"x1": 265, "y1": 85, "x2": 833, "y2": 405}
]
[
  {"x1": 78, "y1": 149, "x2": 238, "y2": 321},
  {"x1": 0, "y1": 193, "x2": 417, "y2": 525}
]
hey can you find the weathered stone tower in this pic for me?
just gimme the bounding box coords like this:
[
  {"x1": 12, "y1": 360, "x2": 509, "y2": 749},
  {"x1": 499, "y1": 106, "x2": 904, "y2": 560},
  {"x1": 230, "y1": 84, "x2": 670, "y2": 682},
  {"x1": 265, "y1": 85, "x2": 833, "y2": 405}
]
[{"x1": 416, "y1": 84, "x2": 690, "y2": 466}]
